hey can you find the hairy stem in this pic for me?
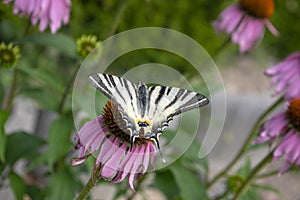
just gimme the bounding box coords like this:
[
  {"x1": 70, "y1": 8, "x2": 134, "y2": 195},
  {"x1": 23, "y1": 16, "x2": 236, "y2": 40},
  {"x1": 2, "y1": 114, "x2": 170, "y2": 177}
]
[
  {"x1": 207, "y1": 97, "x2": 283, "y2": 188},
  {"x1": 76, "y1": 176, "x2": 95, "y2": 200}
]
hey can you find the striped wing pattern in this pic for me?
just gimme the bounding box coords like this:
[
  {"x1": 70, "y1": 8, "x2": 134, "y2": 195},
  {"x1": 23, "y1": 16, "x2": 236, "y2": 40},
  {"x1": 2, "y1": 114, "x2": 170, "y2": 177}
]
[
  {"x1": 146, "y1": 85, "x2": 208, "y2": 133},
  {"x1": 88, "y1": 73, "x2": 209, "y2": 143}
]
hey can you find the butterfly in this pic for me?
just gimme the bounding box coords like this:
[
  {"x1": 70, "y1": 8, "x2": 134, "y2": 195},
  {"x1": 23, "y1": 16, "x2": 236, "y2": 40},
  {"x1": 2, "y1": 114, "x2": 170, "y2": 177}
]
[{"x1": 89, "y1": 73, "x2": 209, "y2": 154}]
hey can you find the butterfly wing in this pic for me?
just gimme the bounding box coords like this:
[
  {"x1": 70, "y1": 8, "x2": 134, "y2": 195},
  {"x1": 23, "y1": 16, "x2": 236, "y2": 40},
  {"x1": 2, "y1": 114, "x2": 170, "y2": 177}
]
[
  {"x1": 146, "y1": 85, "x2": 209, "y2": 133},
  {"x1": 88, "y1": 73, "x2": 140, "y2": 134}
]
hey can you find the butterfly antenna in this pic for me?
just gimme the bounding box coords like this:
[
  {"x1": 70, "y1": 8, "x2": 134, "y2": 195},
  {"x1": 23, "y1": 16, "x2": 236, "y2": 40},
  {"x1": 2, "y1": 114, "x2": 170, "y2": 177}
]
[{"x1": 152, "y1": 136, "x2": 166, "y2": 163}]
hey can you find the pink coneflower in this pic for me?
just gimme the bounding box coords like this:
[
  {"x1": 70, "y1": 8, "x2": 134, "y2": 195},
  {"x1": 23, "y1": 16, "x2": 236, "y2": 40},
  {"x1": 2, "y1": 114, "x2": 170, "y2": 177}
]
[
  {"x1": 72, "y1": 101, "x2": 156, "y2": 190},
  {"x1": 3, "y1": 0, "x2": 71, "y2": 33},
  {"x1": 264, "y1": 52, "x2": 300, "y2": 101},
  {"x1": 213, "y1": 0, "x2": 279, "y2": 53},
  {"x1": 254, "y1": 98, "x2": 300, "y2": 174}
]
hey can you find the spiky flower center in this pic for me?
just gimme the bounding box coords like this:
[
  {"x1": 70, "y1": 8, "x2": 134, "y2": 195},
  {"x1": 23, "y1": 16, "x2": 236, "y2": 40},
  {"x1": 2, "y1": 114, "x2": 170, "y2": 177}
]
[
  {"x1": 76, "y1": 35, "x2": 101, "y2": 58},
  {"x1": 239, "y1": 0, "x2": 274, "y2": 18},
  {"x1": 288, "y1": 98, "x2": 300, "y2": 131},
  {"x1": 0, "y1": 42, "x2": 21, "y2": 68},
  {"x1": 102, "y1": 101, "x2": 150, "y2": 145}
]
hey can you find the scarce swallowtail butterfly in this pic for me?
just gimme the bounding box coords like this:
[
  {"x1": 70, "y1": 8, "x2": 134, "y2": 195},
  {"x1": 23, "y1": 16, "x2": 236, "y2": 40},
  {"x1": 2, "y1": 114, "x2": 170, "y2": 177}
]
[{"x1": 89, "y1": 73, "x2": 209, "y2": 159}]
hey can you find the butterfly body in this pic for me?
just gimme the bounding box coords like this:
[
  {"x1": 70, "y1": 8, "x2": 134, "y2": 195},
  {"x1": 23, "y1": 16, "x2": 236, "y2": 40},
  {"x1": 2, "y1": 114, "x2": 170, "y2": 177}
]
[{"x1": 89, "y1": 73, "x2": 209, "y2": 149}]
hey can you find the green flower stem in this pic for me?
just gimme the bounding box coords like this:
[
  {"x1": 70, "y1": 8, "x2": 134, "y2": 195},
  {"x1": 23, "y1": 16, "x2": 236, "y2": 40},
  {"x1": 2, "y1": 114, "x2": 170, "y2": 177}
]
[
  {"x1": 232, "y1": 151, "x2": 274, "y2": 200},
  {"x1": 76, "y1": 176, "x2": 96, "y2": 200},
  {"x1": 207, "y1": 97, "x2": 283, "y2": 188},
  {"x1": 57, "y1": 63, "x2": 80, "y2": 114},
  {"x1": 3, "y1": 69, "x2": 18, "y2": 111}
]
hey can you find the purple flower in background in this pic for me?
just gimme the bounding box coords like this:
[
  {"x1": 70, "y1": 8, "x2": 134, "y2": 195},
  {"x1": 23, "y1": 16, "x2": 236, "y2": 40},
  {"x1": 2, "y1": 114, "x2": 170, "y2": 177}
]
[
  {"x1": 72, "y1": 102, "x2": 156, "y2": 190},
  {"x1": 3, "y1": 0, "x2": 71, "y2": 33},
  {"x1": 265, "y1": 52, "x2": 300, "y2": 101},
  {"x1": 254, "y1": 98, "x2": 300, "y2": 174},
  {"x1": 213, "y1": 0, "x2": 279, "y2": 53}
]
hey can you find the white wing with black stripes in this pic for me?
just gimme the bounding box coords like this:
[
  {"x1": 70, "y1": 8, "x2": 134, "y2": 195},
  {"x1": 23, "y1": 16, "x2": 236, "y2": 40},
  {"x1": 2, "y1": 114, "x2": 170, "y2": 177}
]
[
  {"x1": 88, "y1": 73, "x2": 209, "y2": 151},
  {"x1": 146, "y1": 85, "x2": 209, "y2": 133},
  {"x1": 88, "y1": 73, "x2": 139, "y2": 119}
]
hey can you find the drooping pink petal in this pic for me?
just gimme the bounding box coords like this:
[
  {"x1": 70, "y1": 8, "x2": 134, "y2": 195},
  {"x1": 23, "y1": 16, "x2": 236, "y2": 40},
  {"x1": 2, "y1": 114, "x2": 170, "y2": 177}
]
[
  {"x1": 212, "y1": 3, "x2": 278, "y2": 53},
  {"x1": 4, "y1": 0, "x2": 71, "y2": 33}
]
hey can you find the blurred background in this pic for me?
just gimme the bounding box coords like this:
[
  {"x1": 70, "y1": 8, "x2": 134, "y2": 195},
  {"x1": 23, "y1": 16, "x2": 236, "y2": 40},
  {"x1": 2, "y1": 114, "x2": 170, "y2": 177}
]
[{"x1": 1, "y1": 0, "x2": 300, "y2": 199}]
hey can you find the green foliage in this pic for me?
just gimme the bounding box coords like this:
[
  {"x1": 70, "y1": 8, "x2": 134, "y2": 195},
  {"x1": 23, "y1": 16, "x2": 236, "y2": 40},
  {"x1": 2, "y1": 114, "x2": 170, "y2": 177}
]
[
  {"x1": 170, "y1": 161, "x2": 208, "y2": 200},
  {"x1": 46, "y1": 168, "x2": 80, "y2": 200},
  {"x1": 5, "y1": 132, "x2": 45, "y2": 165},
  {"x1": 9, "y1": 171, "x2": 26, "y2": 200},
  {"x1": 0, "y1": 81, "x2": 4, "y2": 106},
  {"x1": 0, "y1": 110, "x2": 9, "y2": 162},
  {"x1": 152, "y1": 170, "x2": 180, "y2": 199},
  {"x1": 17, "y1": 63, "x2": 65, "y2": 94},
  {"x1": 47, "y1": 115, "x2": 73, "y2": 169},
  {"x1": 14, "y1": 33, "x2": 77, "y2": 58}
]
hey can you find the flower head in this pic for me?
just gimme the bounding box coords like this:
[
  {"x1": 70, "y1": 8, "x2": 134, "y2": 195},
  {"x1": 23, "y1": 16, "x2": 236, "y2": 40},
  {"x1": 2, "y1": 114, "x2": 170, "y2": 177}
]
[
  {"x1": 254, "y1": 98, "x2": 300, "y2": 174},
  {"x1": 76, "y1": 35, "x2": 101, "y2": 58},
  {"x1": 264, "y1": 52, "x2": 300, "y2": 101},
  {"x1": 72, "y1": 101, "x2": 156, "y2": 190},
  {"x1": 0, "y1": 42, "x2": 21, "y2": 69},
  {"x1": 3, "y1": 0, "x2": 71, "y2": 33},
  {"x1": 213, "y1": 0, "x2": 279, "y2": 53}
]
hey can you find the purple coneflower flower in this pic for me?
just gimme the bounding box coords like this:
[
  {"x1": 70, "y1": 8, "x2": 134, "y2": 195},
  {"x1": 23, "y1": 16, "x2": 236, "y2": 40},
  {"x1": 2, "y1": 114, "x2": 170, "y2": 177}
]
[
  {"x1": 72, "y1": 101, "x2": 156, "y2": 190},
  {"x1": 254, "y1": 98, "x2": 300, "y2": 174},
  {"x1": 264, "y1": 52, "x2": 300, "y2": 101},
  {"x1": 213, "y1": 0, "x2": 279, "y2": 53},
  {"x1": 3, "y1": 0, "x2": 71, "y2": 33}
]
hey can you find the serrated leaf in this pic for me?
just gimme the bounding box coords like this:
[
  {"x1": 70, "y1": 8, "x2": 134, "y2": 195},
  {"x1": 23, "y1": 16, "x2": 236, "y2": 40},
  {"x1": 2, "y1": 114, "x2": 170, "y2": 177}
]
[
  {"x1": 152, "y1": 169, "x2": 180, "y2": 199},
  {"x1": 170, "y1": 161, "x2": 208, "y2": 200},
  {"x1": 9, "y1": 171, "x2": 26, "y2": 200},
  {"x1": 17, "y1": 64, "x2": 64, "y2": 94},
  {"x1": 15, "y1": 33, "x2": 77, "y2": 58},
  {"x1": 6, "y1": 132, "x2": 45, "y2": 165},
  {"x1": 47, "y1": 116, "x2": 73, "y2": 168},
  {"x1": 0, "y1": 110, "x2": 9, "y2": 162},
  {"x1": 46, "y1": 168, "x2": 80, "y2": 200},
  {"x1": 21, "y1": 87, "x2": 60, "y2": 111}
]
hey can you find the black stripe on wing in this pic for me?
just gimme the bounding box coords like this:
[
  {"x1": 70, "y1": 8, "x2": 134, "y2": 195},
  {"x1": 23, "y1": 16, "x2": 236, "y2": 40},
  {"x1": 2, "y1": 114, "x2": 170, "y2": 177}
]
[
  {"x1": 165, "y1": 89, "x2": 209, "y2": 118},
  {"x1": 88, "y1": 73, "x2": 113, "y2": 99}
]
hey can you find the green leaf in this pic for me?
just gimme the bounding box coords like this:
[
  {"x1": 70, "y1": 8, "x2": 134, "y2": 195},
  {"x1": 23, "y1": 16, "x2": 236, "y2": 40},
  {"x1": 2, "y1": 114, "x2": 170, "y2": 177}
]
[
  {"x1": 152, "y1": 169, "x2": 180, "y2": 199},
  {"x1": 47, "y1": 116, "x2": 73, "y2": 168},
  {"x1": 239, "y1": 187, "x2": 262, "y2": 200},
  {"x1": 15, "y1": 33, "x2": 77, "y2": 58},
  {"x1": 46, "y1": 168, "x2": 80, "y2": 200},
  {"x1": 237, "y1": 157, "x2": 252, "y2": 178},
  {"x1": 0, "y1": 110, "x2": 9, "y2": 162},
  {"x1": 6, "y1": 132, "x2": 45, "y2": 165},
  {"x1": 252, "y1": 183, "x2": 280, "y2": 195},
  {"x1": 17, "y1": 64, "x2": 64, "y2": 94},
  {"x1": 170, "y1": 161, "x2": 208, "y2": 200},
  {"x1": 21, "y1": 87, "x2": 60, "y2": 111},
  {"x1": 26, "y1": 185, "x2": 45, "y2": 200},
  {"x1": 181, "y1": 140, "x2": 209, "y2": 174},
  {"x1": 9, "y1": 171, "x2": 26, "y2": 200}
]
